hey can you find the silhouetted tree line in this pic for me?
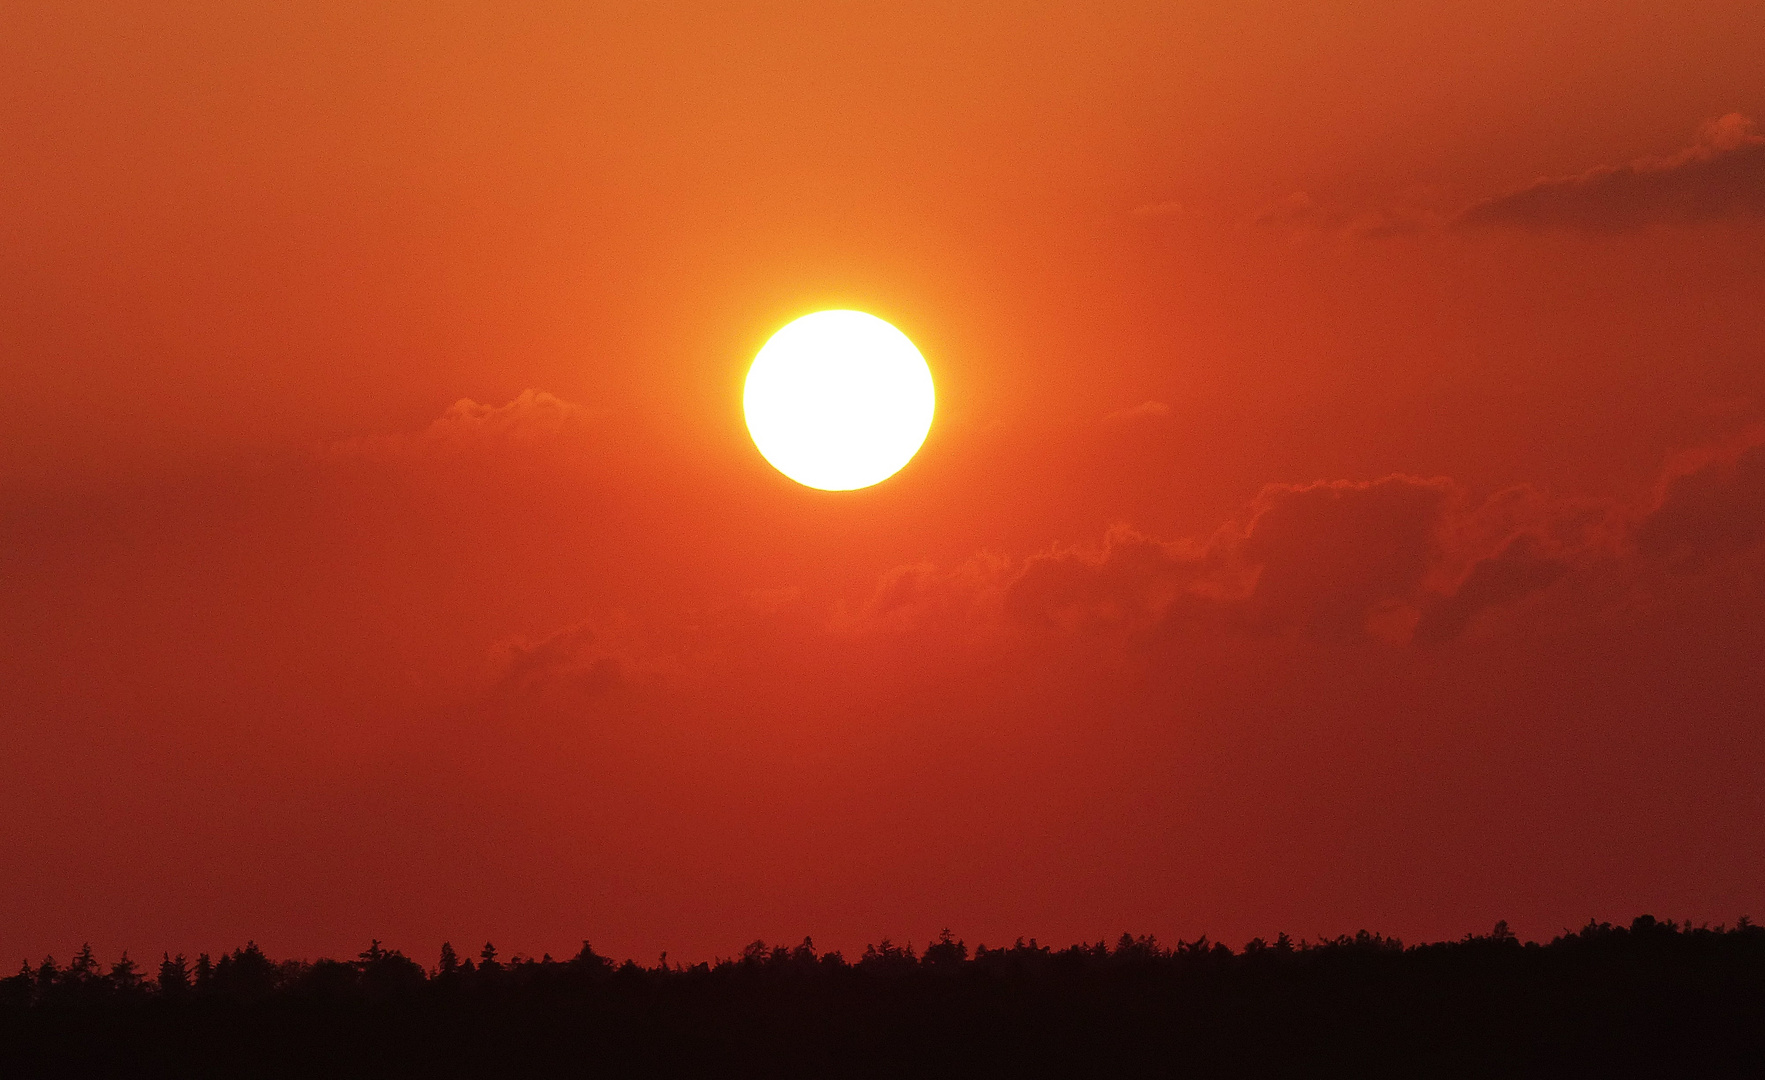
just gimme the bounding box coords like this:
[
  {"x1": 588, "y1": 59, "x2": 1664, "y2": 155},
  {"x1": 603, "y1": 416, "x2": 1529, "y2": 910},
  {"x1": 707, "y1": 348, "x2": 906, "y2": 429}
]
[{"x1": 2, "y1": 916, "x2": 1762, "y2": 1077}]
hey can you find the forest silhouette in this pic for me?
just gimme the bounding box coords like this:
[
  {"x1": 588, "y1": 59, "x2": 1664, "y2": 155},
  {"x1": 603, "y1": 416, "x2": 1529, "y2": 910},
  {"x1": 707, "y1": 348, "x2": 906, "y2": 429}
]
[{"x1": 4, "y1": 916, "x2": 1762, "y2": 1077}]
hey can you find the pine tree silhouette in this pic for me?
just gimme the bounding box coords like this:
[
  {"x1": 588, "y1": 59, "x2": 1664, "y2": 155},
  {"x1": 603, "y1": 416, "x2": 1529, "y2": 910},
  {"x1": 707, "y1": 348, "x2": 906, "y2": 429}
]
[
  {"x1": 157, "y1": 952, "x2": 190, "y2": 996},
  {"x1": 438, "y1": 942, "x2": 460, "y2": 978},
  {"x1": 0, "y1": 916, "x2": 1759, "y2": 1078}
]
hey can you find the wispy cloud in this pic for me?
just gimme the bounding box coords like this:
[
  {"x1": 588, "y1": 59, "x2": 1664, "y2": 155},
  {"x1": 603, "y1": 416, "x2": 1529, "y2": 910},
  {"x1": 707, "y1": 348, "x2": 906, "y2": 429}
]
[
  {"x1": 329, "y1": 390, "x2": 603, "y2": 460},
  {"x1": 1458, "y1": 114, "x2": 1765, "y2": 232}
]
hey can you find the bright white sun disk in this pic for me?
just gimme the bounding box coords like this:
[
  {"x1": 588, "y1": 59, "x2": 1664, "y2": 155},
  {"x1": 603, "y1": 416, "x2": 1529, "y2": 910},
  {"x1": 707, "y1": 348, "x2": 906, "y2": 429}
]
[{"x1": 743, "y1": 311, "x2": 935, "y2": 491}]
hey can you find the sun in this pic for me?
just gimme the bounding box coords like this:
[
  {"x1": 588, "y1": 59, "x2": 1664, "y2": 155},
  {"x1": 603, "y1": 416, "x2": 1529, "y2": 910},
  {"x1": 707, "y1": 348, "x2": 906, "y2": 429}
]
[{"x1": 743, "y1": 310, "x2": 935, "y2": 491}]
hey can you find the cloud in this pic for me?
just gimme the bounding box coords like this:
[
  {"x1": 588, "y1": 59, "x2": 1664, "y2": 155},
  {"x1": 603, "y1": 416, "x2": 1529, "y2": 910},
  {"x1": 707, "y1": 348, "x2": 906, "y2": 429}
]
[
  {"x1": 844, "y1": 476, "x2": 1550, "y2": 645},
  {"x1": 1341, "y1": 208, "x2": 1436, "y2": 240},
  {"x1": 1252, "y1": 116, "x2": 1764, "y2": 239},
  {"x1": 1251, "y1": 190, "x2": 1442, "y2": 240},
  {"x1": 1458, "y1": 113, "x2": 1765, "y2": 233},
  {"x1": 843, "y1": 473, "x2": 1620, "y2": 648},
  {"x1": 1005, "y1": 526, "x2": 1228, "y2": 634},
  {"x1": 1231, "y1": 476, "x2": 1458, "y2": 639},
  {"x1": 486, "y1": 621, "x2": 622, "y2": 701},
  {"x1": 831, "y1": 554, "x2": 1016, "y2": 639},
  {"x1": 423, "y1": 390, "x2": 596, "y2": 444},
  {"x1": 330, "y1": 390, "x2": 602, "y2": 459},
  {"x1": 1252, "y1": 191, "x2": 1322, "y2": 228},
  {"x1": 1635, "y1": 429, "x2": 1765, "y2": 564},
  {"x1": 1413, "y1": 534, "x2": 1570, "y2": 644}
]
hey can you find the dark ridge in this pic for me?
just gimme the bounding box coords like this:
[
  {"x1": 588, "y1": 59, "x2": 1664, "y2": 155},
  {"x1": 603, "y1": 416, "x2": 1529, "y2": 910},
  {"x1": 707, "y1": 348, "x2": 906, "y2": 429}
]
[{"x1": 3, "y1": 916, "x2": 1762, "y2": 1078}]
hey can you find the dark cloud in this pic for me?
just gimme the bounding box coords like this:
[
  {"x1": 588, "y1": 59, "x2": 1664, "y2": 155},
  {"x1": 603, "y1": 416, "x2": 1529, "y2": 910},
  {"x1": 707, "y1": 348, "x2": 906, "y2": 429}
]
[
  {"x1": 1234, "y1": 476, "x2": 1455, "y2": 639},
  {"x1": 486, "y1": 621, "x2": 622, "y2": 701},
  {"x1": 997, "y1": 476, "x2": 1553, "y2": 644},
  {"x1": 1458, "y1": 113, "x2": 1765, "y2": 233},
  {"x1": 1005, "y1": 527, "x2": 1223, "y2": 634},
  {"x1": 1635, "y1": 433, "x2": 1765, "y2": 563},
  {"x1": 837, "y1": 432, "x2": 1765, "y2": 654},
  {"x1": 1413, "y1": 535, "x2": 1570, "y2": 644},
  {"x1": 832, "y1": 554, "x2": 1014, "y2": 639}
]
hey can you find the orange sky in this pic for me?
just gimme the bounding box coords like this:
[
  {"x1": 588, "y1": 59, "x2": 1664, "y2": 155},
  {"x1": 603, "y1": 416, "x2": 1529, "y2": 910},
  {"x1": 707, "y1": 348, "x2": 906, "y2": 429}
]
[{"x1": 4, "y1": 1, "x2": 1765, "y2": 964}]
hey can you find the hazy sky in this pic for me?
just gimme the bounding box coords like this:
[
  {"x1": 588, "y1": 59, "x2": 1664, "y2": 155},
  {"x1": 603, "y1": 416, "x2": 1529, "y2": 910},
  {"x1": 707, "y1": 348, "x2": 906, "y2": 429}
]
[{"x1": 4, "y1": 0, "x2": 1764, "y2": 964}]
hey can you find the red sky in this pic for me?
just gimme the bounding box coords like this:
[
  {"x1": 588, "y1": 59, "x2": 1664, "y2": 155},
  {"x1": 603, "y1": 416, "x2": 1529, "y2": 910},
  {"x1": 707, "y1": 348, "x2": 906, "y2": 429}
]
[{"x1": 4, "y1": 1, "x2": 1765, "y2": 965}]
